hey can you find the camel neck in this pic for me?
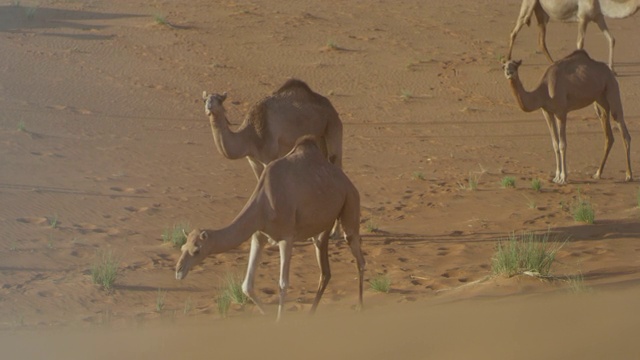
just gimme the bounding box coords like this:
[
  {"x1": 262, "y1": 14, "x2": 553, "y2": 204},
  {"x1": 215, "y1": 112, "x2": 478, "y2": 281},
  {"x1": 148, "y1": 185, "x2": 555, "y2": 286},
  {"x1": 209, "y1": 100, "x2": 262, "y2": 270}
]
[
  {"x1": 204, "y1": 199, "x2": 263, "y2": 255},
  {"x1": 208, "y1": 109, "x2": 250, "y2": 159},
  {"x1": 508, "y1": 75, "x2": 543, "y2": 113}
]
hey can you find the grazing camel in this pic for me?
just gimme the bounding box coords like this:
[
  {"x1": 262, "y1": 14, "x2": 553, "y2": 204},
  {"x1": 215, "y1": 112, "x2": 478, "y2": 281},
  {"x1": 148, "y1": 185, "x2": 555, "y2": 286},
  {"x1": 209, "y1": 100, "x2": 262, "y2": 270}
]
[
  {"x1": 175, "y1": 135, "x2": 365, "y2": 321},
  {"x1": 502, "y1": 49, "x2": 632, "y2": 184},
  {"x1": 507, "y1": 0, "x2": 640, "y2": 73},
  {"x1": 202, "y1": 79, "x2": 343, "y2": 179}
]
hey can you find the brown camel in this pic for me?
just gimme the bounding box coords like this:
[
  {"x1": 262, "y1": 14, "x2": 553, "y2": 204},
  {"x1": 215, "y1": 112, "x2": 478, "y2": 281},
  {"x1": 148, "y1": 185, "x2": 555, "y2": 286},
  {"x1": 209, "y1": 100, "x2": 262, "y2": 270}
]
[
  {"x1": 507, "y1": 0, "x2": 640, "y2": 73},
  {"x1": 503, "y1": 49, "x2": 632, "y2": 184},
  {"x1": 175, "y1": 135, "x2": 365, "y2": 321},
  {"x1": 202, "y1": 79, "x2": 343, "y2": 179}
]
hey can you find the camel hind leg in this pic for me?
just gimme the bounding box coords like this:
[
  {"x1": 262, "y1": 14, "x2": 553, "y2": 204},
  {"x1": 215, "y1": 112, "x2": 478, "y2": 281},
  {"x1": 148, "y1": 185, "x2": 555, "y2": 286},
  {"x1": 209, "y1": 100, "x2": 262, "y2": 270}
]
[
  {"x1": 508, "y1": 0, "x2": 537, "y2": 60},
  {"x1": 310, "y1": 230, "x2": 332, "y2": 314},
  {"x1": 606, "y1": 82, "x2": 632, "y2": 181},
  {"x1": 593, "y1": 103, "x2": 614, "y2": 180},
  {"x1": 533, "y1": 4, "x2": 553, "y2": 63},
  {"x1": 340, "y1": 206, "x2": 365, "y2": 309}
]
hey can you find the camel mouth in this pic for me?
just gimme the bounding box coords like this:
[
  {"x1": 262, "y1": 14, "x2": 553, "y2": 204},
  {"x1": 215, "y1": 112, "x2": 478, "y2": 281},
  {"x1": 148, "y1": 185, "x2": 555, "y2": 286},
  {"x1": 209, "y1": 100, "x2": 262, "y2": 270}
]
[
  {"x1": 176, "y1": 270, "x2": 187, "y2": 280},
  {"x1": 205, "y1": 108, "x2": 212, "y2": 116}
]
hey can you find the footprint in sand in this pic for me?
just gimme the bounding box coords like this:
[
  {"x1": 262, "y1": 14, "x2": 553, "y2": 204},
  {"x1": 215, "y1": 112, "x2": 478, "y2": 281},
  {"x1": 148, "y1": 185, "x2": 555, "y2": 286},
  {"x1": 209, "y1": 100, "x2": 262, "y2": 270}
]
[{"x1": 16, "y1": 217, "x2": 48, "y2": 225}]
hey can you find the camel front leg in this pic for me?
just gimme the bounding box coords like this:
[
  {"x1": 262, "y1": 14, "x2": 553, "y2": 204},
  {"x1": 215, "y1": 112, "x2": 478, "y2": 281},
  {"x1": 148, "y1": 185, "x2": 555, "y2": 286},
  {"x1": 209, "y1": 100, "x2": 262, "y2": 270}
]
[
  {"x1": 556, "y1": 115, "x2": 568, "y2": 184},
  {"x1": 310, "y1": 230, "x2": 332, "y2": 314},
  {"x1": 594, "y1": 105, "x2": 614, "y2": 180},
  {"x1": 242, "y1": 232, "x2": 267, "y2": 314},
  {"x1": 594, "y1": 14, "x2": 615, "y2": 73},
  {"x1": 276, "y1": 239, "x2": 293, "y2": 322},
  {"x1": 542, "y1": 110, "x2": 561, "y2": 183},
  {"x1": 247, "y1": 157, "x2": 265, "y2": 180}
]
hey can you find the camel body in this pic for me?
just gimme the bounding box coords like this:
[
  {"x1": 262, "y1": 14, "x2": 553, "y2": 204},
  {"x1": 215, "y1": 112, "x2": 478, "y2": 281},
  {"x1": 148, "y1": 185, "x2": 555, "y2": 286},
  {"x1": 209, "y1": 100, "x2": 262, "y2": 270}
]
[
  {"x1": 203, "y1": 79, "x2": 343, "y2": 179},
  {"x1": 507, "y1": 0, "x2": 640, "y2": 72},
  {"x1": 503, "y1": 49, "x2": 632, "y2": 184},
  {"x1": 175, "y1": 136, "x2": 364, "y2": 320}
]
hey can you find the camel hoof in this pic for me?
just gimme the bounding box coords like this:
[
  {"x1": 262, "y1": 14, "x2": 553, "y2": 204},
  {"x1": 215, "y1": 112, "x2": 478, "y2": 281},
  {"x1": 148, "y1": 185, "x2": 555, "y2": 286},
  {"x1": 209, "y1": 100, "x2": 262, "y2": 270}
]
[
  {"x1": 592, "y1": 173, "x2": 601, "y2": 180},
  {"x1": 625, "y1": 176, "x2": 632, "y2": 182}
]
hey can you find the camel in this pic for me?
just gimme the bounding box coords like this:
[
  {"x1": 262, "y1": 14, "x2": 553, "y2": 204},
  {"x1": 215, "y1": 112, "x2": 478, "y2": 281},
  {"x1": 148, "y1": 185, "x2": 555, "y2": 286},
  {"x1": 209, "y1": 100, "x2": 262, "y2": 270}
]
[
  {"x1": 507, "y1": 0, "x2": 640, "y2": 73},
  {"x1": 175, "y1": 135, "x2": 365, "y2": 321},
  {"x1": 202, "y1": 79, "x2": 343, "y2": 179},
  {"x1": 502, "y1": 49, "x2": 632, "y2": 184}
]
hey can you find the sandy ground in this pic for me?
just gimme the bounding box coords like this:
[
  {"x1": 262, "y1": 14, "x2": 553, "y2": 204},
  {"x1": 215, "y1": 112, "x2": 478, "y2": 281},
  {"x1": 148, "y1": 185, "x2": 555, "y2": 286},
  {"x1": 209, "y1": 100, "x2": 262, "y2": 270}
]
[{"x1": 1, "y1": 0, "x2": 640, "y2": 357}]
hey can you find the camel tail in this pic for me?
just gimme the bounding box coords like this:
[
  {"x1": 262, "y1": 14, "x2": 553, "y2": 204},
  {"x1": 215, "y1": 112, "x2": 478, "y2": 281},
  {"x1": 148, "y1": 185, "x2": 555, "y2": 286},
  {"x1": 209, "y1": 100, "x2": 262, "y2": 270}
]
[{"x1": 599, "y1": 0, "x2": 640, "y2": 19}]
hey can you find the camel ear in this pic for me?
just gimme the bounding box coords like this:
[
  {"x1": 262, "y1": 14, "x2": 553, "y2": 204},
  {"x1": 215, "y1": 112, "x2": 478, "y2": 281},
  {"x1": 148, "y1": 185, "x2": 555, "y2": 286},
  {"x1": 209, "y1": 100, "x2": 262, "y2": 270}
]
[
  {"x1": 202, "y1": 91, "x2": 208, "y2": 101},
  {"x1": 220, "y1": 92, "x2": 227, "y2": 102},
  {"x1": 199, "y1": 231, "x2": 208, "y2": 241},
  {"x1": 515, "y1": 60, "x2": 522, "y2": 67}
]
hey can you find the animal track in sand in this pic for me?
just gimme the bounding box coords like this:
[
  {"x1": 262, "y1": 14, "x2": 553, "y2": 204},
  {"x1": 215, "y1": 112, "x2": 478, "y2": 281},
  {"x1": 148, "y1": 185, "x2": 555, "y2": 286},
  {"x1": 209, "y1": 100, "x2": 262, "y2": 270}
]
[{"x1": 16, "y1": 217, "x2": 48, "y2": 225}]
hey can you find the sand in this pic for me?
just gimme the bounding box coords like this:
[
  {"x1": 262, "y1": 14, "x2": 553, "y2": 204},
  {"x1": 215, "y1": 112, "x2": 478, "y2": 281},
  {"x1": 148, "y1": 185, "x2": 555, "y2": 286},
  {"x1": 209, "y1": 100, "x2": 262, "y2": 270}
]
[{"x1": 1, "y1": 0, "x2": 639, "y2": 357}]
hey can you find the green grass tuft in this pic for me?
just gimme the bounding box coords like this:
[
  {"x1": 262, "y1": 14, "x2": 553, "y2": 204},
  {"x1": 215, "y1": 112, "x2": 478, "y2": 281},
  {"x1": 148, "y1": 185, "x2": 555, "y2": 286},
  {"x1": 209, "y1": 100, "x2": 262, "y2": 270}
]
[
  {"x1": 491, "y1": 232, "x2": 564, "y2": 277},
  {"x1": 91, "y1": 249, "x2": 119, "y2": 291},
  {"x1": 222, "y1": 273, "x2": 248, "y2": 305},
  {"x1": 412, "y1": 171, "x2": 425, "y2": 181},
  {"x1": 400, "y1": 90, "x2": 413, "y2": 102},
  {"x1": 217, "y1": 292, "x2": 232, "y2": 318},
  {"x1": 369, "y1": 274, "x2": 391, "y2": 293},
  {"x1": 500, "y1": 176, "x2": 516, "y2": 188},
  {"x1": 161, "y1": 222, "x2": 190, "y2": 247},
  {"x1": 531, "y1": 178, "x2": 542, "y2": 192},
  {"x1": 572, "y1": 197, "x2": 595, "y2": 224},
  {"x1": 153, "y1": 14, "x2": 168, "y2": 25},
  {"x1": 17, "y1": 121, "x2": 26, "y2": 132},
  {"x1": 365, "y1": 219, "x2": 379, "y2": 233},
  {"x1": 156, "y1": 288, "x2": 167, "y2": 312}
]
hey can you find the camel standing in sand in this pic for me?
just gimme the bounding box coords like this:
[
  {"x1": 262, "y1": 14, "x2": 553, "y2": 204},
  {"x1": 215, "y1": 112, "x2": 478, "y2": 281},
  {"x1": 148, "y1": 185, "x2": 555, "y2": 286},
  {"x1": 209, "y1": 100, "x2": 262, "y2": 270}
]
[
  {"x1": 507, "y1": 0, "x2": 640, "y2": 73},
  {"x1": 202, "y1": 79, "x2": 343, "y2": 179},
  {"x1": 175, "y1": 136, "x2": 365, "y2": 321},
  {"x1": 503, "y1": 49, "x2": 632, "y2": 184}
]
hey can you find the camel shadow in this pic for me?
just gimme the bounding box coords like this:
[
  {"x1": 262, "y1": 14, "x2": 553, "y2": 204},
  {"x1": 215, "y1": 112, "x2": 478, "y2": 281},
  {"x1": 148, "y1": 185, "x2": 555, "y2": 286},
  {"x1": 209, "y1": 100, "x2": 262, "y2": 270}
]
[
  {"x1": 0, "y1": 5, "x2": 143, "y2": 34},
  {"x1": 549, "y1": 220, "x2": 640, "y2": 242}
]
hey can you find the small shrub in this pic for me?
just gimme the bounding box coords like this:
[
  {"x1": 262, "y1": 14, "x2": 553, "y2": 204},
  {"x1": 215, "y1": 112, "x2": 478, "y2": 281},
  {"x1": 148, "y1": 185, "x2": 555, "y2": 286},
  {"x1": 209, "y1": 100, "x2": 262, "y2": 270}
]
[
  {"x1": 222, "y1": 273, "x2": 248, "y2": 305},
  {"x1": 17, "y1": 121, "x2": 26, "y2": 132},
  {"x1": 365, "y1": 219, "x2": 379, "y2": 233},
  {"x1": 326, "y1": 40, "x2": 339, "y2": 50},
  {"x1": 91, "y1": 249, "x2": 119, "y2": 291},
  {"x1": 153, "y1": 14, "x2": 168, "y2": 25},
  {"x1": 217, "y1": 292, "x2": 231, "y2": 318},
  {"x1": 500, "y1": 176, "x2": 516, "y2": 188},
  {"x1": 183, "y1": 297, "x2": 193, "y2": 315},
  {"x1": 162, "y1": 222, "x2": 190, "y2": 247},
  {"x1": 572, "y1": 197, "x2": 595, "y2": 224},
  {"x1": 400, "y1": 90, "x2": 413, "y2": 102},
  {"x1": 156, "y1": 288, "x2": 167, "y2": 312},
  {"x1": 369, "y1": 274, "x2": 391, "y2": 293},
  {"x1": 49, "y1": 214, "x2": 58, "y2": 229},
  {"x1": 567, "y1": 273, "x2": 590, "y2": 293},
  {"x1": 491, "y1": 232, "x2": 564, "y2": 277},
  {"x1": 531, "y1": 178, "x2": 542, "y2": 192},
  {"x1": 412, "y1": 171, "x2": 425, "y2": 181}
]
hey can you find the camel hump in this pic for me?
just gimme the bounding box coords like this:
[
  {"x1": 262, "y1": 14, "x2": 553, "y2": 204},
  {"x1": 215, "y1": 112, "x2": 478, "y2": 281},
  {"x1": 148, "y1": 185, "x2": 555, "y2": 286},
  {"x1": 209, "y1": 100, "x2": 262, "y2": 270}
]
[
  {"x1": 275, "y1": 79, "x2": 314, "y2": 94},
  {"x1": 292, "y1": 135, "x2": 322, "y2": 153},
  {"x1": 565, "y1": 49, "x2": 591, "y2": 61}
]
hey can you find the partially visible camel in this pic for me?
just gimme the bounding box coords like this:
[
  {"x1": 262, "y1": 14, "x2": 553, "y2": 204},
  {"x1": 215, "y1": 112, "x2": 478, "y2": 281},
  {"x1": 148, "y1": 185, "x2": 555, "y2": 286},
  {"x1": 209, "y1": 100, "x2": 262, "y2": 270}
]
[
  {"x1": 507, "y1": 0, "x2": 640, "y2": 73},
  {"x1": 202, "y1": 79, "x2": 343, "y2": 179},
  {"x1": 175, "y1": 135, "x2": 365, "y2": 321},
  {"x1": 502, "y1": 49, "x2": 632, "y2": 184}
]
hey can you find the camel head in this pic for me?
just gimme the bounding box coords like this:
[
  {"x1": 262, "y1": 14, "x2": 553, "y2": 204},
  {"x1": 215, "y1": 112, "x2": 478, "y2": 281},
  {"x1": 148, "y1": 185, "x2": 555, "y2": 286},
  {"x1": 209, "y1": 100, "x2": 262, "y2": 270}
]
[
  {"x1": 175, "y1": 229, "x2": 210, "y2": 280},
  {"x1": 502, "y1": 59, "x2": 522, "y2": 80},
  {"x1": 202, "y1": 91, "x2": 228, "y2": 116}
]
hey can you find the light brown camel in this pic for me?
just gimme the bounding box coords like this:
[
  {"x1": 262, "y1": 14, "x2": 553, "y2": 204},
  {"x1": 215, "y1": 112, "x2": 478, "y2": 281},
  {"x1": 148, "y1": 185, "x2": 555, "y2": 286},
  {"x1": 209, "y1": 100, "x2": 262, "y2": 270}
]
[
  {"x1": 202, "y1": 79, "x2": 343, "y2": 179},
  {"x1": 507, "y1": 0, "x2": 640, "y2": 73},
  {"x1": 175, "y1": 135, "x2": 365, "y2": 321},
  {"x1": 502, "y1": 49, "x2": 632, "y2": 184}
]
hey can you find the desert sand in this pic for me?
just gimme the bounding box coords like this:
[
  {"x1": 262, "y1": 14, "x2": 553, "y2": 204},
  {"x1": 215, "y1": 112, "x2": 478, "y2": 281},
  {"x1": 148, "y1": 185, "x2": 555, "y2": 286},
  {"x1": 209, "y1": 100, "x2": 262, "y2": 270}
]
[{"x1": 1, "y1": 0, "x2": 639, "y2": 358}]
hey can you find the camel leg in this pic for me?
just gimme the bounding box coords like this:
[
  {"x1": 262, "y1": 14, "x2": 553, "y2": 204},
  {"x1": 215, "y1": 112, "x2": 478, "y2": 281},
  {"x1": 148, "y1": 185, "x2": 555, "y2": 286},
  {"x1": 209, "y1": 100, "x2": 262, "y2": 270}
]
[
  {"x1": 593, "y1": 104, "x2": 614, "y2": 180},
  {"x1": 310, "y1": 230, "x2": 332, "y2": 314},
  {"x1": 556, "y1": 115, "x2": 568, "y2": 184},
  {"x1": 542, "y1": 109, "x2": 561, "y2": 183},
  {"x1": 611, "y1": 111, "x2": 632, "y2": 182},
  {"x1": 508, "y1": 0, "x2": 538, "y2": 60},
  {"x1": 576, "y1": 18, "x2": 589, "y2": 50},
  {"x1": 247, "y1": 157, "x2": 265, "y2": 180},
  {"x1": 276, "y1": 239, "x2": 293, "y2": 322},
  {"x1": 242, "y1": 232, "x2": 267, "y2": 314},
  {"x1": 594, "y1": 14, "x2": 615, "y2": 72},
  {"x1": 345, "y1": 232, "x2": 366, "y2": 310},
  {"x1": 533, "y1": 5, "x2": 553, "y2": 63}
]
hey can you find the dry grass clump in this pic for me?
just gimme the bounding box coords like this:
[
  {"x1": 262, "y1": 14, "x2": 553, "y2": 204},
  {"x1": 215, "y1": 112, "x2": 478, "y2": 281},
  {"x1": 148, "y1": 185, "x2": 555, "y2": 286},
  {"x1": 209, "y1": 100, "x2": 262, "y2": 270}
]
[{"x1": 492, "y1": 232, "x2": 564, "y2": 277}]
